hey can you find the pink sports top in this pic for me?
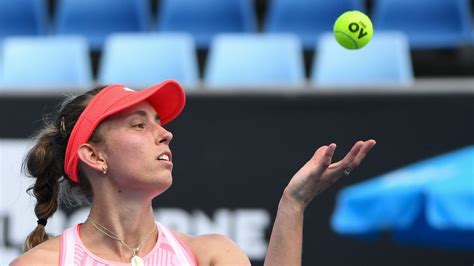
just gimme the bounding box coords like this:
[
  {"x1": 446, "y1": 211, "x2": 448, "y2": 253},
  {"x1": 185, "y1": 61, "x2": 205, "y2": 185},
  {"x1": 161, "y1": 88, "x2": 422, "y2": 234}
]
[{"x1": 59, "y1": 221, "x2": 197, "y2": 266}]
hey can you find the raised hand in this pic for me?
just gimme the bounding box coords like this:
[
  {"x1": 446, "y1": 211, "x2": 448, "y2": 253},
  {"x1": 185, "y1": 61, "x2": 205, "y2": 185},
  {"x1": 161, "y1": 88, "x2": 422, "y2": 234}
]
[{"x1": 284, "y1": 140, "x2": 376, "y2": 208}]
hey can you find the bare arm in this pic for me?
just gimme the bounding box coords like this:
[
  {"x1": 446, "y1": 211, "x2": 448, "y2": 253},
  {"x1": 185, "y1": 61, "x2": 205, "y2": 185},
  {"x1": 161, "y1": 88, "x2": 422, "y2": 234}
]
[
  {"x1": 209, "y1": 235, "x2": 251, "y2": 266},
  {"x1": 264, "y1": 140, "x2": 376, "y2": 266},
  {"x1": 9, "y1": 237, "x2": 60, "y2": 266},
  {"x1": 177, "y1": 232, "x2": 250, "y2": 266},
  {"x1": 264, "y1": 193, "x2": 305, "y2": 265}
]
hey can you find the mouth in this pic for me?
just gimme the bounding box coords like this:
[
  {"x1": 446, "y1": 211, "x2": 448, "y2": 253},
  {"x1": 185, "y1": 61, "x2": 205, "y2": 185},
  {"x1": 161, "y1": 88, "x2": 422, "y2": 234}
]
[{"x1": 157, "y1": 151, "x2": 172, "y2": 163}]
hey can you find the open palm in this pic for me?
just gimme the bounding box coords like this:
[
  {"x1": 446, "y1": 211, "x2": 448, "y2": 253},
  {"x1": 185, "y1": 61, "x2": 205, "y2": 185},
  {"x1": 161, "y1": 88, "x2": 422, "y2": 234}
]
[{"x1": 284, "y1": 140, "x2": 376, "y2": 207}]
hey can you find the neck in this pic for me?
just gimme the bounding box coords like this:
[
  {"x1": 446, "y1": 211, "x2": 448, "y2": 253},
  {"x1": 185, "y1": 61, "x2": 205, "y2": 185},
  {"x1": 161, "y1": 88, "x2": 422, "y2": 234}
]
[{"x1": 80, "y1": 191, "x2": 158, "y2": 262}]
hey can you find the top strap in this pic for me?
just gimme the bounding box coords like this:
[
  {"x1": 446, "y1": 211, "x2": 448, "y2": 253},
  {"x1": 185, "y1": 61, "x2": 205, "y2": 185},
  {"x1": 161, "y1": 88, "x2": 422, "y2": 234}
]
[{"x1": 156, "y1": 222, "x2": 192, "y2": 265}]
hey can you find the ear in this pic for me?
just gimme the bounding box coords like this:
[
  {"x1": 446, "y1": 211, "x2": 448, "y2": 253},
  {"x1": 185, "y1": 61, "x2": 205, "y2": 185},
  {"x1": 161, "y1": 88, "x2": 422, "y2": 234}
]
[{"x1": 77, "y1": 143, "x2": 107, "y2": 173}]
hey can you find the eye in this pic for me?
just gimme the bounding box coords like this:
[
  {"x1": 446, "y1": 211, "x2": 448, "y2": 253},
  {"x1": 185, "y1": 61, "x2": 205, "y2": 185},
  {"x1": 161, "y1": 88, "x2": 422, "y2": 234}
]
[{"x1": 132, "y1": 123, "x2": 146, "y2": 129}]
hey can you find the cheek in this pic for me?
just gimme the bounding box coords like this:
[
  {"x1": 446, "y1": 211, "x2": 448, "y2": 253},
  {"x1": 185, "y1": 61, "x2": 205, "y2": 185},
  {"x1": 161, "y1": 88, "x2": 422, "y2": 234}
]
[{"x1": 105, "y1": 134, "x2": 148, "y2": 165}]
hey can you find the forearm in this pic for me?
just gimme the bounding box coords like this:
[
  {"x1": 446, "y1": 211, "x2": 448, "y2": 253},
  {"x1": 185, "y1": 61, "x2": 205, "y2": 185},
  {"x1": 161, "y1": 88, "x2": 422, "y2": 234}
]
[{"x1": 264, "y1": 192, "x2": 305, "y2": 266}]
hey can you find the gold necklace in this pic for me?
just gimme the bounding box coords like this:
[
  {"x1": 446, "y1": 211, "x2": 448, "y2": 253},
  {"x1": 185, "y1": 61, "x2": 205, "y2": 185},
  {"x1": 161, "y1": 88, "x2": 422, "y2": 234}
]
[{"x1": 87, "y1": 216, "x2": 157, "y2": 266}]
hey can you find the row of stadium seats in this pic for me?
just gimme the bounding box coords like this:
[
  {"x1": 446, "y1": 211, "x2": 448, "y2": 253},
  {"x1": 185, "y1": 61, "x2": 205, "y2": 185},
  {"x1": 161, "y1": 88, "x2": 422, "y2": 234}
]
[
  {"x1": 0, "y1": 0, "x2": 473, "y2": 50},
  {"x1": 0, "y1": 32, "x2": 413, "y2": 90}
]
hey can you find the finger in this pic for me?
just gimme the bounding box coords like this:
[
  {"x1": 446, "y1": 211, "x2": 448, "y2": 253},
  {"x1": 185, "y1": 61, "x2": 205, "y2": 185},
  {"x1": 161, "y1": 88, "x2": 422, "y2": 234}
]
[
  {"x1": 339, "y1": 140, "x2": 376, "y2": 171},
  {"x1": 323, "y1": 143, "x2": 337, "y2": 167},
  {"x1": 353, "y1": 139, "x2": 377, "y2": 165},
  {"x1": 339, "y1": 141, "x2": 364, "y2": 168},
  {"x1": 327, "y1": 140, "x2": 364, "y2": 171},
  {"x1": 311, "y1": 143, "x2": 336, "y2": 175}
]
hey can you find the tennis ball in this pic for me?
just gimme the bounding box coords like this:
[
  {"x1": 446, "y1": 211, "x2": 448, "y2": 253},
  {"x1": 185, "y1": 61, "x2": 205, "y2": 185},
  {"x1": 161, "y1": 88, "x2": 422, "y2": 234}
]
[{"x1": 333, "y1": 11, "x2": 373, "y2": 50}]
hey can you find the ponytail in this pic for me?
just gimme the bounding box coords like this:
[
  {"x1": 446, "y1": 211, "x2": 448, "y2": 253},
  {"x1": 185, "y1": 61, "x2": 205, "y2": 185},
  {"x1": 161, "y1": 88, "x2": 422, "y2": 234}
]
[
  {"x1": 23, "y1": 125, "x2": 61, "y2": 251},
  {"x1": 22, "y1": 86, "x2": 105, "y2": 251}
]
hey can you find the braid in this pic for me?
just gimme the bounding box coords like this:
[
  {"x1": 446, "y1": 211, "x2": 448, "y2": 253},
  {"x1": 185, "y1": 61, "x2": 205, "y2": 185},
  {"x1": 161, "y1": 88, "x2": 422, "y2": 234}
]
[
  {"x1": 22, "y1": 86, "x2": 106, "y2": 251},
  {"x1": 23, "y1": 124, "x2": 61, "y2": 251}
]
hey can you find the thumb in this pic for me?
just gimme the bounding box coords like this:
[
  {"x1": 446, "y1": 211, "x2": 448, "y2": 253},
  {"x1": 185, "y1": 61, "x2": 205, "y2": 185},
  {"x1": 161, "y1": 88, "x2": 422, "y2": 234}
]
[{"x1": 310, "y1": 143, "x2": 336, "y2": 176}]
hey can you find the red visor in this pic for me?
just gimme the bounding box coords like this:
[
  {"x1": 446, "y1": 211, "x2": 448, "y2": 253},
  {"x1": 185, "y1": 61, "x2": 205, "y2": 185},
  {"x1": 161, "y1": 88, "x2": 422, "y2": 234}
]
[{"x1": 64, "y1": 80, "x2": 186, "y2": 183}]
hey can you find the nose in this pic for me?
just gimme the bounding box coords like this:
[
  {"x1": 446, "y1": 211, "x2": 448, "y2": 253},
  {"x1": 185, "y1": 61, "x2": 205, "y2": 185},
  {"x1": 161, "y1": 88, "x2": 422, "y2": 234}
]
[{"x1": 155, "y1": 124, "x2": 173, "y2": 145}]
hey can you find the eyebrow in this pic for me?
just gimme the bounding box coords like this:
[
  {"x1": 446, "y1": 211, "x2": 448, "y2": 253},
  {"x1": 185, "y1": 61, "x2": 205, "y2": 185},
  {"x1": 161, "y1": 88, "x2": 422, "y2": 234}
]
[{"x1": 128, "y1": 110, "x2": 161, "y2": 122}]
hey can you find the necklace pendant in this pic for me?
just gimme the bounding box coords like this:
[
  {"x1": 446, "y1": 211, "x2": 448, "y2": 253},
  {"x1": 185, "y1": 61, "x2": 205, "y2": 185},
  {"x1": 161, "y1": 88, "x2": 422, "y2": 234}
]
[{"x1": 131, "y1": 255, "x2": 144, "y2": 266}]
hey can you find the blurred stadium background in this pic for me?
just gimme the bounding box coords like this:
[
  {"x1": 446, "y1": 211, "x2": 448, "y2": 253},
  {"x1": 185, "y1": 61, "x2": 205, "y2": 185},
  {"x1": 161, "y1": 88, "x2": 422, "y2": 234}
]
[{"x1": 0, "y1": 0, "x2": 473, "y2": 265}]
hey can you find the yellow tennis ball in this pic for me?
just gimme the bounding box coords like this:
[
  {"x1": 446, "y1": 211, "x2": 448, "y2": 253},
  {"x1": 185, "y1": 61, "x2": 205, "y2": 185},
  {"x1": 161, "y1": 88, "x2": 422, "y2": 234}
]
[{"x1": 333, "y1": 10, "x2": 373, "y2": 50}]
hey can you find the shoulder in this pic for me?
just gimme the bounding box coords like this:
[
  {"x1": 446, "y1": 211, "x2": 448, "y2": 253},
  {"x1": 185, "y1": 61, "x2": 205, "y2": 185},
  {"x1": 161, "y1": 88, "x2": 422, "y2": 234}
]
[
  {"x1": 173, "y1": 231, "x2": 251, "y2": 265},
  {"x1": 10, "y1": 237, "x2": 60, "y2": 266}
]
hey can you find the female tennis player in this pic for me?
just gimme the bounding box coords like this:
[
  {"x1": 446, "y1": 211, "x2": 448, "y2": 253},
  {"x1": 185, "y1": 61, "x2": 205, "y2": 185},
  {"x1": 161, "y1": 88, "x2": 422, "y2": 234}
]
[{"x1": 10, "y1": 80, "x2": 375, "y2": 265}]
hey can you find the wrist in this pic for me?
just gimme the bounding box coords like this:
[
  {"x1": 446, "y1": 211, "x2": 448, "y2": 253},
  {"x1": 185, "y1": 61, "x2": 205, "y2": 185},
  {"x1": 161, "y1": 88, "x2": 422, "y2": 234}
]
[{"x1": 279, "y1": 190, "x2": 306, "y2": 214}]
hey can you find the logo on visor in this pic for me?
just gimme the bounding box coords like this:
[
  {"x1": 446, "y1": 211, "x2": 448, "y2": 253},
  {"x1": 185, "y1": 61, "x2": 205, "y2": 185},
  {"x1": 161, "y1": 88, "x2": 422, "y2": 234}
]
[{"x1": 123, "y1": 87, "x2": 135, "y2": 92}]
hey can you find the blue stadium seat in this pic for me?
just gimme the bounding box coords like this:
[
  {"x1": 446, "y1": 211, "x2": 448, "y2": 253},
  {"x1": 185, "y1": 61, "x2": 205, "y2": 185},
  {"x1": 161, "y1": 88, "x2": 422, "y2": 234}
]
[
  {"x1": 98, "y1": 33, "x2": 199, "y2": 88},
  {"x1": 157, "y1": 0, "x2": 257, "y2": 48},
  {"x1": 0, "y1": 0, "x2": 47, "y2": 40},
  {"x1": 205, "y1": 34, "x2": 305, "y2": 88},
  {"x1": 311, "y1": 32, "x2": 413, "y2": 88},
  {"x1": 264, "y1": 0, "x2": 365, "y2": 50},
  {"x1": 1, "y1": 36, "x2": 92, "y2": 89},
  {"x1": 372, "y1": 0, "x2": 472, "y2": 49},
  {"x1": 54, "y1": 0, "x2": 150, "y2": 50},
  {"x1": 471, "y1": 16, "x2": 474, "y2": 44},
  {"x1": 472, "y1": 24, "x2": 474, "y2": 45},
  {"x1": 0, "y1": 45, "x2": 3, "y2": 86}
]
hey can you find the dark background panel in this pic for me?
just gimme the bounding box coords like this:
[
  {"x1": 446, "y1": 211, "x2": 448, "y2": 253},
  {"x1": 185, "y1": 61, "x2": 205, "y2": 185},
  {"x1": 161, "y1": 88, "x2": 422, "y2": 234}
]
[{"x1": 1, "y1": 92, "x2": 473, "y2": 265}]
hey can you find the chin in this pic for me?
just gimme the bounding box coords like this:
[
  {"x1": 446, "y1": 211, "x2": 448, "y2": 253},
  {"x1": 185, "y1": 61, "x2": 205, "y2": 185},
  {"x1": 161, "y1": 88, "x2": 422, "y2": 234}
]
[{"x1": 149, "y1": 174, "x2": 173, "y2": 194}]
